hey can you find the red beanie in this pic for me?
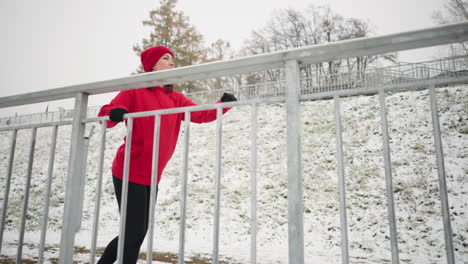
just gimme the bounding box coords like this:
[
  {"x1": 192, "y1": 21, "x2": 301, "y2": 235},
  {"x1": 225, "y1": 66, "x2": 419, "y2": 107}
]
[{"x1": 141, "y1": 46, "x2": 174, "y2": 72}]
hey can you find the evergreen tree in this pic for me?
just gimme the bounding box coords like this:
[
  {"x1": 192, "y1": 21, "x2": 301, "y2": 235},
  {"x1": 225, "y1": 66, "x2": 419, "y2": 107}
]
[{"x1": 132, "y1": 0, "x2": 206, "y2": 92}]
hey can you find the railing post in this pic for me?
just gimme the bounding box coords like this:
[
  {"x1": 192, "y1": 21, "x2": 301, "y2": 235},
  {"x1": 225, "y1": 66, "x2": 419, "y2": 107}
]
[
  {"x1": 428, "y1": 85, "x2": 455, "y2": 264},
  {"x1": 16, "y1": 127, "x2": 37, "y2": 263},
  {"x1": 90, "y1": 121, "x2": 107, "y2": 264},
  {"x1": 39, "y1": 125, "x2": 59, "y2": 264},
  {"x1": 333, "y1": 95, "x2": 350, "y2": 264},
  {"x1": 76, "y1": 125, "x2": 94, "y2": 232},
  {"x1": 178, "y1": 112, "x2": 191, "y2": 264},
  {"x1": 285, "y1": 59, "x2": 304, "y2": 264},
  {"x1": 0, "y1": 129, "x2": 17, "y2": 255},
  {"x1": 213, "y1": 107, "x2": 223, "y2": 264},
  {"x1": 378, "y1": 90, "x2": 400, "y2": 264},
  {"x1": 146, "y1": 115, "x2": 160, "y2": 264},
  {"x1": 59, "y1": 92, "x2": 88, "y2": 263},
  {"x1": 116, "y1": 116, "x2": 134, "y2": 263},
  {"x1": 250, "y1": 103, "x2": 258, "y2": 264}
]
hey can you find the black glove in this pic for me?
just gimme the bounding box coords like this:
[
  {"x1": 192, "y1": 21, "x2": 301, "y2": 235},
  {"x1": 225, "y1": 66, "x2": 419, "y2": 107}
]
[
  {"x1": 109, "y1": 108, "x2": 128, "y2": 122},
  {"x1": 221, "y1": 93, "x2": 237, "y2": 102}
]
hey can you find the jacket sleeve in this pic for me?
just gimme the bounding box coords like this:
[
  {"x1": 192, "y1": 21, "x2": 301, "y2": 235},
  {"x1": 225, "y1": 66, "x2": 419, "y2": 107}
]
[
  {"x1": 178, "y1": 93, "x2": 231, "y2": 124},
  {"x1": 98, "y1": 90, "x2": 133, "y2": 128}
]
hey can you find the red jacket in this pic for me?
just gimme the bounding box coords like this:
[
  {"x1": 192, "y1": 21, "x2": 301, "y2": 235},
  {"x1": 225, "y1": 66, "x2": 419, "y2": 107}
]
[{"x1": 98, "y1": 86, "x2": 229, "y2": 185}]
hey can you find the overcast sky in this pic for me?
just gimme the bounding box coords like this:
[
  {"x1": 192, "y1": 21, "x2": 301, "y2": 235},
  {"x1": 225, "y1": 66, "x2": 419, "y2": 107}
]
[{"x1": 0, "y1": 0, "x2": 448, "y2": 117}]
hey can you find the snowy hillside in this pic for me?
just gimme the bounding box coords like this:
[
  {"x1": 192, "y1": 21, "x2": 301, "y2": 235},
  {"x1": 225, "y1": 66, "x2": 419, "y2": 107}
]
[{"x1": 0, "y1": 86, "x2": 467, "y2": 263}]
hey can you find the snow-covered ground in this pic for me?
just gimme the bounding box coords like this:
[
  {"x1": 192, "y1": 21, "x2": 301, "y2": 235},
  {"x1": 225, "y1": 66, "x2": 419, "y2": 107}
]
[{"x1": 0, "y1": 86, "x2": 467, "y2": 263}]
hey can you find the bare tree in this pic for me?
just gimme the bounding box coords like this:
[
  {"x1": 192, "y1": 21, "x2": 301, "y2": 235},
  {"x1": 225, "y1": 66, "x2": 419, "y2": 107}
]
[
  {"x1": 241, "y1": 5, "x2": 396, "y2": 90},
  {"x1": 433, "y1": 0, "x2": 468, "y2": 56},
  {"x1": 203, "y1": 39, "x2": 236, "y2": 91}
]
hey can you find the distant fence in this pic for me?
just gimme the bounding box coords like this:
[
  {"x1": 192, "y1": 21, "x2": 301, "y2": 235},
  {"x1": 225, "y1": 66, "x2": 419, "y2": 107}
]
[{"x1": 0, "y1": 22, "x2": 467, "y2": 264}]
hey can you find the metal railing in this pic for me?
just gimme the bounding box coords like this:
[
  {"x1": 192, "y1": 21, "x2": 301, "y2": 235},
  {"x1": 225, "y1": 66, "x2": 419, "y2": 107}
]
[
  {"x1": 0, "y1": 21, "x2": 467, "y2": 264},
  {"x1": 1, "y1": 55, "x2": 466, "y2": 129}
]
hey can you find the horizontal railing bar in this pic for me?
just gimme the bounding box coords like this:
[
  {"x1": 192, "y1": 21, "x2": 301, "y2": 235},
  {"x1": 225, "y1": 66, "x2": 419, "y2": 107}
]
[
  {"x1": 123, "y1": 97, "x2": 285, "y2": 118},
  {"x1": 1, "y1": 73, "x2": 466, "y2": 132},
  {"x1": 126, "y1": 74, "x2": 468, "y2": 118},
  {"x1": 0, "y1": 22, "x2": 467, "y2": 108},
  {"x1": 84, "y1": 97, "x2": 285, "y2": 122},
  {"x1": 297, "y1": 24, "x2": 468, "y2": 66},
  {"x1": 0, "y1": 97, "x2": 284, "y2": 131},
  {"x1": 0, "y1": 55, "x2": 465, "y2": 129},
  {"x1": 84, "y1": 116, "x2": 109, "y2": 123},
  {"x1": 0, "y1": 120, "x2": 72, "y2": 132},
  {"x1": 187, "y1": 79, "x2": 286, "y2": 96},
  {"x1": 300, "y1": 75, "x2": 468, "y2": 101}
]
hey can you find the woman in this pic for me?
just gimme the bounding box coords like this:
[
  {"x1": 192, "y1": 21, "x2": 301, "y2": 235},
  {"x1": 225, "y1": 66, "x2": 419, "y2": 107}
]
[{"x1": 97, "y1": 46, "x2": 236, "y2": 263}]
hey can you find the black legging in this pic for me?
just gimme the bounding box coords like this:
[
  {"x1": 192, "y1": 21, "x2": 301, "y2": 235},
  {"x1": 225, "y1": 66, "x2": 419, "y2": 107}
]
[{"x1": 98, "y1": 176, "x2": 158, "y2": 264}]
